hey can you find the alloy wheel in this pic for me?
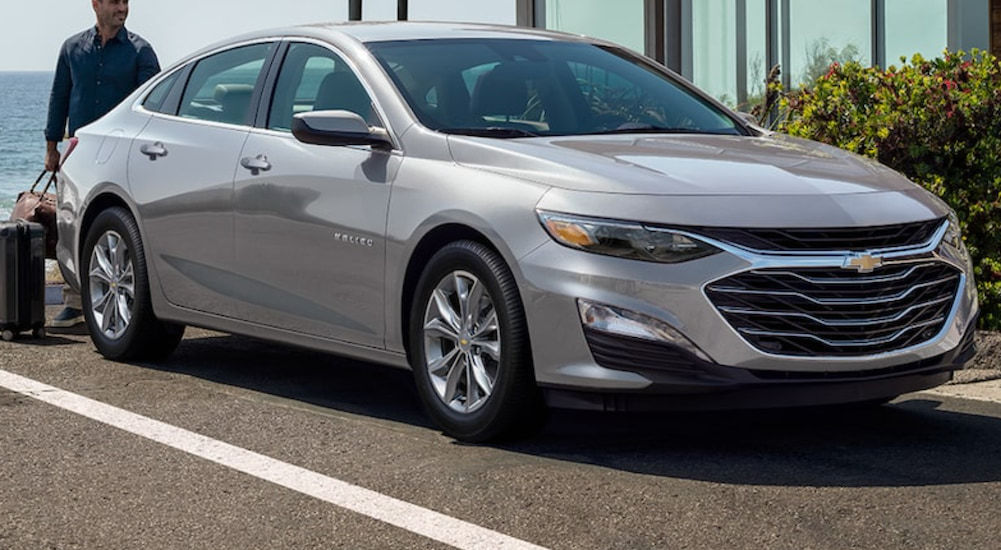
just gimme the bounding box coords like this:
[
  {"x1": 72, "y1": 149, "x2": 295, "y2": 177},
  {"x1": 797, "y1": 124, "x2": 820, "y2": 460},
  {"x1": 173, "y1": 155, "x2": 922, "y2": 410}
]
[
  {"x1": 88, "y1": 229, "x2": 136, "y2": 340},
  {"x1": 421, "y1": 269, "x2": 501, "y2": 414}
]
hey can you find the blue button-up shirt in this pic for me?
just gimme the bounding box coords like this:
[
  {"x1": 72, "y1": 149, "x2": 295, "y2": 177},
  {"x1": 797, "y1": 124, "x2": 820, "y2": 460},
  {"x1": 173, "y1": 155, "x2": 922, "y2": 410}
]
[{"x1": 45, "y1": 26, "x2": 160, "y2": 142}]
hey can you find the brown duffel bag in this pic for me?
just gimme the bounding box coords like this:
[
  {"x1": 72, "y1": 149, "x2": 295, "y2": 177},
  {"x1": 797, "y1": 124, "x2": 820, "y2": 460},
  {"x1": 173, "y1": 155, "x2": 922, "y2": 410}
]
[{"x1": 11, "y1": 170, "x2": 57, "y2": 259}]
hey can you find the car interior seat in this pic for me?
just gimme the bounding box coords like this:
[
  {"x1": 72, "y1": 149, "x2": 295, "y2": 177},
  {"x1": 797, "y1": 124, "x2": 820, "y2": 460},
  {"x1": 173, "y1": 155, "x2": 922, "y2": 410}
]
[
  {"x1": 470, "y1": 63, "x2": 532, "y2": 124},
  {"x1": 213, "y1": 83, "x2": 255, "y2": 124},
  {"x1": 313, "y1": 71, "x2": 374, "y2": 124}
]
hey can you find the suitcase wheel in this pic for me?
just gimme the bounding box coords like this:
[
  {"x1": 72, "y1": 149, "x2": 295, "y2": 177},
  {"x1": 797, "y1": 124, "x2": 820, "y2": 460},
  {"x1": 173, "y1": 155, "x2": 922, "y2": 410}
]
[
  {"x1": 32, "y1": 327, "x2": 46, "y2": 339},
  {"x1": 1, "y1": 329, "x2": 14, "y2": 342}
]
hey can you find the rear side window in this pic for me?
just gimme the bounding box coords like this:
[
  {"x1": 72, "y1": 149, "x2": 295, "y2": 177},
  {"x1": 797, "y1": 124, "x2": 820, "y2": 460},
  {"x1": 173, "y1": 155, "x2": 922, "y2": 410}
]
[
  {"x1": 142, "y1": 70, "x2": 181, "y2": 114},
  {"x1": 178, "y1": 43, "x2": 274, "y2": 126}
]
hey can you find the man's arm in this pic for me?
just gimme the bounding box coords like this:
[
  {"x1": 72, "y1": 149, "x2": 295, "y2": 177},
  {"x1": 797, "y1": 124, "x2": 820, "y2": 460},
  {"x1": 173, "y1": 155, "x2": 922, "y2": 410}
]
[
  {"x1": 45, "y1": 43, "x2": 71, "y2": 171},
  {"x1": 136, "y1": 44, "x2": 161, "y2": 85}
]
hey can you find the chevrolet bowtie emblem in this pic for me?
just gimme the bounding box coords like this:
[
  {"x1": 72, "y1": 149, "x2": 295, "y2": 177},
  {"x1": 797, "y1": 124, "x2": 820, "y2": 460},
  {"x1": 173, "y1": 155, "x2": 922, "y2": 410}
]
[{"x1": 843, "y1": 253, "x2": 883, "y2": 273}]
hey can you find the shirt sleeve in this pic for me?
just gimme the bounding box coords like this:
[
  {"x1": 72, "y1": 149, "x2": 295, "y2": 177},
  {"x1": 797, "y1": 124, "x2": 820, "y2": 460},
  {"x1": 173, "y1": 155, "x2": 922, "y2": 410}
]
[
  {"x1": 136, "y1": 44, "x2": 161, "y2": 85},
  {"x1": 45, "y1": 42, "x2": 72, "y2": 143}
]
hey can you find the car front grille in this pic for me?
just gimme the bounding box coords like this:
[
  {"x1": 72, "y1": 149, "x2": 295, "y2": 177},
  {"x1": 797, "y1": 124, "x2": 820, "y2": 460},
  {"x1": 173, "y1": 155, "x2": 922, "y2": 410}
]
[
  {"x1": 705, "y1": 262, "x2": 962, "y2": 356},
  {"x1": 691, "y1": 218, "x2": 944, "y2": 252}
]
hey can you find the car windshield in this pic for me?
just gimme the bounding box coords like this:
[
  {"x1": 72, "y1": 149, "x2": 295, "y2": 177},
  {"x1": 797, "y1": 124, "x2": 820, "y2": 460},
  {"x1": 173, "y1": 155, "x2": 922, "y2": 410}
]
[{"x1": 367, "y1": 38, "x2": 743, "y2": 138}]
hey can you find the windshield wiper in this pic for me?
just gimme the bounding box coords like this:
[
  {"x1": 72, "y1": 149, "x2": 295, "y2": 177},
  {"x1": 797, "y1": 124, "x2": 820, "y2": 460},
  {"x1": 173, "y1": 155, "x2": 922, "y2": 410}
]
[
  {"x1": 589, "y1": 124, "x2": 737, "y2": 136},
  {"x1": 440, "y1": 127, "x2": 540, "y2": 138}
]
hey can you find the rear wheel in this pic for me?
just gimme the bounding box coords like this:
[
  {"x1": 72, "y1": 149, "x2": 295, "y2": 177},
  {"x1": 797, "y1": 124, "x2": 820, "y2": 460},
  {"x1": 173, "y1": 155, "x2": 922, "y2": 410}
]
[
  {"x1": 82, "y1": 207, "x2": 184, "y2": 361},
  {"x1": 409, "y1": 241, "x2": 543, "y2": 442}
]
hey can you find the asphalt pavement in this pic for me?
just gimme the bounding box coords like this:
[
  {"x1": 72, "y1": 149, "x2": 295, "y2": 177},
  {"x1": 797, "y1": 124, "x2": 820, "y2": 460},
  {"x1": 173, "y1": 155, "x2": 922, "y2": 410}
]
[{"x1": 2, "y1": 304, "x2": 1001, "y2": 549}]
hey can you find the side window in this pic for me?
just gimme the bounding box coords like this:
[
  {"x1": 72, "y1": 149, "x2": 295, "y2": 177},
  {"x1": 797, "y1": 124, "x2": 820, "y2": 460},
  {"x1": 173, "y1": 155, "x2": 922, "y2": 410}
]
[
  {"x1": 178, "y1": 43, "x2": 273, "y2": 125},
  {"x1": 142, "y1": 70, "x2": 181, "y2": 114},
  {"x1": 268, "y1": 42, "x2": 378, "y2": 132}
]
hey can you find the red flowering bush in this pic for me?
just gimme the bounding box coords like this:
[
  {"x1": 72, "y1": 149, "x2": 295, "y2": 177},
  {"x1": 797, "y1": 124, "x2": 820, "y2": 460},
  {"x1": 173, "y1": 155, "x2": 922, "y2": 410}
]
[{"x1": 775, "y1": 50, "x2": 1001, "y2": 328}]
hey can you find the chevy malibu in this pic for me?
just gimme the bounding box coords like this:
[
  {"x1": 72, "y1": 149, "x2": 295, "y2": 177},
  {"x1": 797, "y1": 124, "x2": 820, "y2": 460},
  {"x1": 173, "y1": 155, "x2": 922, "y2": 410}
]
[{"x1": 56, "y1": 22, "x2": 978, "y2": 441}]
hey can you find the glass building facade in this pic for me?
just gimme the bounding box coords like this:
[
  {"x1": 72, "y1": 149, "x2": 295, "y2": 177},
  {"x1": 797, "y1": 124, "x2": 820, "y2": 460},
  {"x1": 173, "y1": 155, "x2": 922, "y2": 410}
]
[{"x1": 515, "y1": 0, "x2": 994, "y2": 110}]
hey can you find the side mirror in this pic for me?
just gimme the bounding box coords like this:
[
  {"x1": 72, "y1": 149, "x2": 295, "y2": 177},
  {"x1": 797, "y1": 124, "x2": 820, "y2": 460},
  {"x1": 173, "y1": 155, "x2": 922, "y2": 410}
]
[{"x1": 291, "y1": 110, "x2": 391, "y2": 148}]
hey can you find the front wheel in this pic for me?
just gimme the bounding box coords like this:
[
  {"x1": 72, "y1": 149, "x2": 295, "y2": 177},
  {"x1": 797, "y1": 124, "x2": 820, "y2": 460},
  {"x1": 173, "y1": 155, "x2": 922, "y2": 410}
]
[
  {"x1": 81, "y1": 207, "x2": 184, "y2": 361},
  {"x1": 409, "y1": 241, "x2": 543, "y2": 442}
]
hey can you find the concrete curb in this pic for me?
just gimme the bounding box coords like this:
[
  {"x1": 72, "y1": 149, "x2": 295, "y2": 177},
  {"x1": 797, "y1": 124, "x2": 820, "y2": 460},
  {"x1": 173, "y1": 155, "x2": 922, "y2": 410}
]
[{"x1": 921, "y1": 379, "x2": 1001, "y2": 404}]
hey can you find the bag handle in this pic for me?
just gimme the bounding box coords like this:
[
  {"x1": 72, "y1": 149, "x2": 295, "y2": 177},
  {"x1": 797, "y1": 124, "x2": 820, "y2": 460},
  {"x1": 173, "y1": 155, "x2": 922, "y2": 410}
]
[{"x1": 31, "y1": 170, "x2": 57, "y2": 195}]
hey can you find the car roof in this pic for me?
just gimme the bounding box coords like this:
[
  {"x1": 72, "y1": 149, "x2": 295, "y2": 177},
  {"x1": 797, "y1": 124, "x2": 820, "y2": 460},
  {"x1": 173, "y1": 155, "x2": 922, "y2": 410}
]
[
  {"x1": 164, "y1": 21, "x2": 609, "y2": 77},
  {"x1": 229, "y1": 20, "x2": 594, "y2": 46}
]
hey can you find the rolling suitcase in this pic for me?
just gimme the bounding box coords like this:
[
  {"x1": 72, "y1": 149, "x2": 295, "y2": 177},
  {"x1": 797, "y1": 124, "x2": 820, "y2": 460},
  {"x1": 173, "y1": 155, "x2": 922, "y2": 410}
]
[{"x1": 0, "y1": 220, "x2": 46, "y2": 341}]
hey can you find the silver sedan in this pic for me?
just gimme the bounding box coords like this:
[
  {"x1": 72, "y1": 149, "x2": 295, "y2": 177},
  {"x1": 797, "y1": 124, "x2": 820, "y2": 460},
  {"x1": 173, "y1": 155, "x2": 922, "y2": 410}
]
[{"x1": 57, "y1": 22, "x2": 979, "y2": 441}]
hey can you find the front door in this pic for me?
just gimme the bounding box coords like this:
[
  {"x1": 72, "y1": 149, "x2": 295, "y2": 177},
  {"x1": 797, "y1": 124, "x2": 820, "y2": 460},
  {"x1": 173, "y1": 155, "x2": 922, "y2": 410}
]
[{"x1": 231, "y1": 41, "x2": 398, "y2": 347}]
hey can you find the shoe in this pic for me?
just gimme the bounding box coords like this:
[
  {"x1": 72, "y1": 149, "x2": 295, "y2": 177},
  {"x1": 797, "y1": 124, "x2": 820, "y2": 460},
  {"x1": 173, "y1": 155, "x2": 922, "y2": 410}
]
[{"x1": 48, "y1": 307, "x2": 84, "y2": 328}]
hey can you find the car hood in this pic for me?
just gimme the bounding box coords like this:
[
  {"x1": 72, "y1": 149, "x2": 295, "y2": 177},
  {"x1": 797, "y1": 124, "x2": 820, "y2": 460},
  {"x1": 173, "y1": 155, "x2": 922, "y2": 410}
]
[
  {"x1": 448, "y1": 132, "x2": 918, "y2": 196},
  {"x1": 447, "y1": 132, "x2": 950, "y2": 227}
]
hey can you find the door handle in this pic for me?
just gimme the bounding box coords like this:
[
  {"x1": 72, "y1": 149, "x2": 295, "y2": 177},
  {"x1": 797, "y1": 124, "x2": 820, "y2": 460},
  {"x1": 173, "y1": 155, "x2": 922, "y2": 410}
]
[
  {"x1": 139, "y1": 142, "x2": 168, "y2": 160},
  {"x1": 240, "y1": 154, "x2": 271, "y2": 176}
]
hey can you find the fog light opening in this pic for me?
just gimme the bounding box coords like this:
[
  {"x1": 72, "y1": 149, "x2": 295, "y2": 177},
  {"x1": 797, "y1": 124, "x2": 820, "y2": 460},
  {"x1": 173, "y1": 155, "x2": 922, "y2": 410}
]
[{"x1": 577, "y1": 299, "x2": 714, "y2": 363}]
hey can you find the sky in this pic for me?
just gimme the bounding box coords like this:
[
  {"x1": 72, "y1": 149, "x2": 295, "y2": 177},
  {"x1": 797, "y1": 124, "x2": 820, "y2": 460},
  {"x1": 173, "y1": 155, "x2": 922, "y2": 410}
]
[{"x1": 1, "y1": 0, "x2": 517, "y2": 72}]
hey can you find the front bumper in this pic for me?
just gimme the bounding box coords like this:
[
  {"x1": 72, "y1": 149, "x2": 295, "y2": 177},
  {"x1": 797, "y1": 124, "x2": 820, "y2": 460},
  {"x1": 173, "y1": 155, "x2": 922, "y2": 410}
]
[
  {"x1": 542, "y1": 317, "x2": 976, "y2": 411},
  {"x1": 517, "y1": 223, "x2": 979, "y2": 409}
]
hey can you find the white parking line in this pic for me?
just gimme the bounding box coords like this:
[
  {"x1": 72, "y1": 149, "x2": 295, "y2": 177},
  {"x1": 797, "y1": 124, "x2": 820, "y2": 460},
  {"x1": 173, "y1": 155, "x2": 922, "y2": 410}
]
[{"x1": 0, "y1": 368, "x2": 547, "y2": 550}]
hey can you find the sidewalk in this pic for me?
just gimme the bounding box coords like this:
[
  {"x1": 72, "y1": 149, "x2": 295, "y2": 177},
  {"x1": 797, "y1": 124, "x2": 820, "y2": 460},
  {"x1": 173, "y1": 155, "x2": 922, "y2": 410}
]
[{"x1": 924, "y1": 379, "x2": 1001, "y2": 404}]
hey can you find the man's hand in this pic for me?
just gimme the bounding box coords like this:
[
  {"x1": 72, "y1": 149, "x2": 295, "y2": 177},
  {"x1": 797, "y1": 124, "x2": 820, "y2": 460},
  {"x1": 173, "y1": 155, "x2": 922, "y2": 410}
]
[{"x1": 45, "y1": 142, "x2": 61, "y2": 172}]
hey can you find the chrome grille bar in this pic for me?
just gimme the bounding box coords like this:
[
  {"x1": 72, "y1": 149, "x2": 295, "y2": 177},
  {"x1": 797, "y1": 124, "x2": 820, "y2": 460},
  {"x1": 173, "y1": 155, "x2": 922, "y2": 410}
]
[
  {"x1": 705, "y1": 262, "x2": 961, "y2": 356},
  {"x1": 717, "y1": 295, "x2": 953, "y2": 327},
  {"x1": 708, "y1": 274, "x2": 958, "y2": 306},
  {"x1": 738, "y1": 317, "x2": 945, "y2": 348}
]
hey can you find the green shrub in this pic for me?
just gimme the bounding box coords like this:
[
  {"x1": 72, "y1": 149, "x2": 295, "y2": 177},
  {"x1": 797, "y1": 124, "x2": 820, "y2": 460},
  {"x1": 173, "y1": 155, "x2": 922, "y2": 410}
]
[{"x1": 773, "y1": 50, "x2": 1001, "y2": 329}]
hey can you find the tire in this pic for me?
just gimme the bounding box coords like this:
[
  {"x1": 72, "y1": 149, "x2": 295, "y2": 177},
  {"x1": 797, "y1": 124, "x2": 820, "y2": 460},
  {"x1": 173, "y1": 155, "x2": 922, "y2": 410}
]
[
  {"x1": 409, "y1": 240, "x2": 543, "y2": 442},
  {"x1": 81, "y1": 207, "x2": 184, "y2": 361}
]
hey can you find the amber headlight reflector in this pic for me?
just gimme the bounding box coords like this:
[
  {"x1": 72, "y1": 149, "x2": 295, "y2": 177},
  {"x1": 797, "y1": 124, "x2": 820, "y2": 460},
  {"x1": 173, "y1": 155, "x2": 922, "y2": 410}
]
[{"x1": 538, "y1": 211, "x2": 721, "y2": 263}]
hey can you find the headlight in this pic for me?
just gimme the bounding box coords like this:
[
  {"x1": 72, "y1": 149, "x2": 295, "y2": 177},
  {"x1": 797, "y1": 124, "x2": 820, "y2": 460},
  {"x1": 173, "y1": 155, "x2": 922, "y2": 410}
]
[{"x1": 537, "y1": 211, "x2": 721, "y2": 263}]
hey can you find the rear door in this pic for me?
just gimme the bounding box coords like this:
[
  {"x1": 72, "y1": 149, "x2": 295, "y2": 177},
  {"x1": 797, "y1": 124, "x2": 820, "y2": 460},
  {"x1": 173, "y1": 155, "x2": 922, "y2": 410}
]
[
  {"x1": 128, "y1": 42, "x2": 275, "y2": 315},
  {"x1": 230, "y1": 40, "x2": 399, "y2": 347}
]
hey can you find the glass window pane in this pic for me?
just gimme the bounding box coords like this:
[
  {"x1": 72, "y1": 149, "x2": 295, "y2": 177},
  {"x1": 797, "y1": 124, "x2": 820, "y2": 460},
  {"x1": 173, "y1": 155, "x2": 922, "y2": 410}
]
[
  {"x1": 787, "y1": 0, "x2": 871, "y2": 87},
  {"x1": 268, "y1": 43, "x2": 376, "y2": 131},
  {"x1": 693, "y1": 0, "x2": 737, "y2": 105},
  {"x1": 692, "y1": 1, "x2": 766, "y2": 111},
  {"x1": 409, "y1": 0, "x2": 516, "y2": 24},
  {"x1": 178, "y1": 43, "x2": 273, "y2": 125},
  {"x1": 143, "y1": 70, "x2": 180, "y2": 114},
  {"x1": 885, "y1": 0, "x2": 947, "y2": 64},
  {"x1": 362, "y1": 0, "x2": 397, "y2": 20},
  {"x1": 744, "y1": 1, "x2": 768, "y2": 109},
  {"x1": 369, "y1": 39, "x2": 740, "y2": 136},
  {"x1": 545, "y1": 0, "x2": 645, "y2": 54}
]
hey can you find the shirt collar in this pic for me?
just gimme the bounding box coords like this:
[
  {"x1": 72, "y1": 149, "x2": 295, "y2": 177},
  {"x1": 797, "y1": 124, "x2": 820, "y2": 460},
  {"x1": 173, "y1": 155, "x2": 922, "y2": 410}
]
[{"x1": 90, "y1": 25, "x2": 129, "y2": 45}]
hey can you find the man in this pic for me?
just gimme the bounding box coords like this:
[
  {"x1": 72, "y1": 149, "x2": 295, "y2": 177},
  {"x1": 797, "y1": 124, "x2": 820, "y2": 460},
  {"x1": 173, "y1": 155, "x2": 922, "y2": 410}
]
[{"x1": 45, "y1": 0, "x2": 159, "y2": 328}]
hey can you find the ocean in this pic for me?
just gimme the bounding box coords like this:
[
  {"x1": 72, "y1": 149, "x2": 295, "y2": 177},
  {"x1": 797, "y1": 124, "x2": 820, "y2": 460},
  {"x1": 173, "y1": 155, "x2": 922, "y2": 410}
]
[{"x1": 0, "y1": 71, "x2": 53, "y2": 220}]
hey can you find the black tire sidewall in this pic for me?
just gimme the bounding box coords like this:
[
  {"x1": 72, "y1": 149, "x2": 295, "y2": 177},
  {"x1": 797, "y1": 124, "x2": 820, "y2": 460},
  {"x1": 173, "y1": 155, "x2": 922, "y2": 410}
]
[
  {"x1": 409, "y1": 241, "x2": 533, "y2": 441},
  {"x1": 81, "y1": 207, "x2": 153, "y2": 360}
]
